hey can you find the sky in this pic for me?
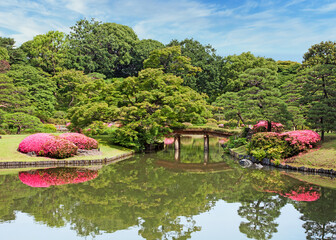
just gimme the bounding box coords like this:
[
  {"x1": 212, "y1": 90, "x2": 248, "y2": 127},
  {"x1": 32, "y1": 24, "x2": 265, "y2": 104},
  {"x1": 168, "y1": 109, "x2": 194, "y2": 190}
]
[{"x1": 1, "y1": 0, "x2": 336, "y2": 62}]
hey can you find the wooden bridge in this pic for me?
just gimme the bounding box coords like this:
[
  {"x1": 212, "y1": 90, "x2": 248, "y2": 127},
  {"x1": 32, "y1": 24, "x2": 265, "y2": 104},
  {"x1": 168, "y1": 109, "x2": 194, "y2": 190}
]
[{"x1": 166, "y1": 128, "x2": 234, "y2": 162}]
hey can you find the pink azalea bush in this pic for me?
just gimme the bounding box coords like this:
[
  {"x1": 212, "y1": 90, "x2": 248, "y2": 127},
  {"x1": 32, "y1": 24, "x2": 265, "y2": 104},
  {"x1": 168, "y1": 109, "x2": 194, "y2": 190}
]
[
  {"x1": 280, "y1": 130, "x2": 321, "y2": 151},
  {"x1": 18, "y1": 133, "x2": 56, "y2": 154},
  {"x1": 284, "y1": 187, "x2": 320, "y2": 202},
  {"x1": 253, "y1": 120, "x2": 284, "y2": 133},
  {"x1": 248, "y1": 130, "x2": 321, "y2": 160},
  {"x1": 19, "y1": 168, "x2": 98, "y2": 188},
  {"x1": 40, "y1": 138, "x2": 78, "y2": 159},
  {"x1": 59, "y1": 133, "x2": 98, "y2": 150}
]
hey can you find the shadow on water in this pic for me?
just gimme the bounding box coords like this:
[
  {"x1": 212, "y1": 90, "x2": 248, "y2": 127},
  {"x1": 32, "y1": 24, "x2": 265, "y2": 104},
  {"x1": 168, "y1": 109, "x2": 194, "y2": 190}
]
[{"x1": 0, "y1": 136, "x2": 335, "y2": 239}]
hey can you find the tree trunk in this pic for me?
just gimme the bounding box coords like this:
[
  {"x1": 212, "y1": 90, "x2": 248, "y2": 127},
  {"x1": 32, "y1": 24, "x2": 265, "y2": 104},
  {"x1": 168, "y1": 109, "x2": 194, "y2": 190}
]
[
  {"x1": 17, "y1": 126, "x2": 21, "y2": 134},
  {"x1": 321, "y1": 130, "x2": 325, "y2": 141},
  {"x1": 267, "y1": 121, "x2": 272, "y2": 132}
]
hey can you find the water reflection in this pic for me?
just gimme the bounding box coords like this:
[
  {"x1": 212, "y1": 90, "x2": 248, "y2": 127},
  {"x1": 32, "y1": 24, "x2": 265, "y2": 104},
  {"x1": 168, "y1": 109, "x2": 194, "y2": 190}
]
[
  {"x1": 0, "y1": 137, "x2": 335, "y2": 240},
  {"x1": 19, "y1": 168, "x2": 99, "y2": 187}
]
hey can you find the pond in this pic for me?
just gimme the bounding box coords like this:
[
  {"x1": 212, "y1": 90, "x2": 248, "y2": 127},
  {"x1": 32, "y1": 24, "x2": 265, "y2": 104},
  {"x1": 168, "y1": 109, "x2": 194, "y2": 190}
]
[{"x1": 0, "y1": 136, "x2": 335, "y2": 240}]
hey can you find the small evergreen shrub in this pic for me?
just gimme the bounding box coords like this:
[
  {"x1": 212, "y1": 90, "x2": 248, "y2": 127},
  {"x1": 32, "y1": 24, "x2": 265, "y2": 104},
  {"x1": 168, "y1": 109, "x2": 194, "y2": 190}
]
[{"x1": 43, "y1": 124, "x2": 57, "y2": 133}]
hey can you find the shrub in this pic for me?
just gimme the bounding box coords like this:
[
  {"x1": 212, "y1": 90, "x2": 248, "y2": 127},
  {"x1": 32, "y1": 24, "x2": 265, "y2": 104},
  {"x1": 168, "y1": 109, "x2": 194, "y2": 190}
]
[
  {"x1": 84, "y1": 121, "x2": 108, "y2": 136},
  {"x1": 0, "y1": 129, "x2": 6, "y2": 135},
  {"x1": 43, "y1": 124, "x2": 57, "y2": 133},
  {"x1": 18, "y1": 133, "x2": 56, "y2": 154},
  {"x1": 223, "y1": 137, "x2": 247, "y2": 153},
  {"x1": 59, "y1": 133, "x2": 98, "y2": 150},
  {"x1": 207, "y1": 118, "x2": 218, "y2": 124},
  {"x1": 280, "y1": 130, "x2": 321, "y2": 152},
  {"x1": 40, "y1": 138, "x2": 78, "y2": 159},
  {"x1": 253, "y1": 120, "x2": 284, "y2": 133},
  {"x1": 248, "y1": 130, "x2": 321, "y2": 160}
]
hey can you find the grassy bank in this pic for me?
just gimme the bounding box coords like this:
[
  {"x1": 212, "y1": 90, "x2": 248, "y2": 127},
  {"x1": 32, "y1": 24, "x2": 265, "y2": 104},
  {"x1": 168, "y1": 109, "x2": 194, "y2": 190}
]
[
  {"x1": 283, "y1": 133, "x2": 336, "y2": 170},
  {"x1": 0, "y1": 134, "x2": 131, "y2": 162}
]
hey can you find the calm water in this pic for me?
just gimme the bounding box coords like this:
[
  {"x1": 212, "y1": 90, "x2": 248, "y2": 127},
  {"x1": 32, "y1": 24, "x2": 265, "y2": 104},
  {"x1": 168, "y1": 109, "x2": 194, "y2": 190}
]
[{"x1": 0, "y1": 136, "x2": 335, "y2": 240}]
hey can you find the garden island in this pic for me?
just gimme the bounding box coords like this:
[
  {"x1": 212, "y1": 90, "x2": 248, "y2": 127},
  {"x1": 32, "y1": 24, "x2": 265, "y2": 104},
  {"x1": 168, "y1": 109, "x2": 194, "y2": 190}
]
[{"x1": 0, "y1": 19, "x2": 335, "y2": 240}]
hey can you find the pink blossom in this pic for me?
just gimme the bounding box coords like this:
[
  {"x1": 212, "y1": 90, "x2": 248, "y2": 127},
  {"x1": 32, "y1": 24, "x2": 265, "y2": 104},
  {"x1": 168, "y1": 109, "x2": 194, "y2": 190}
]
[
  {"x1": 18, "y1": 133, "x2": 56, "y2": 154},
  {"x1": 59, "y1": 133, "x2": 98, "y2": 150},
  {"x1": 252, "y1": 120, "x2": 284, "y2": 133},
  {"x1": 164, "y1": 137, "x2": 174, "y2": 145},
  {"x1": 280, "y1": 130, "x2": 321, "y2": 151},
  {"x1": 66, "y1": 122, "x2": 71, "y2": 127}
]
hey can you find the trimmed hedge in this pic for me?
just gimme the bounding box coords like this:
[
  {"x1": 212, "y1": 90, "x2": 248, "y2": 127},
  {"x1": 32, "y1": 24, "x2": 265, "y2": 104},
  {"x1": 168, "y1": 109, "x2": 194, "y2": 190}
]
[{"x1": 59, "y1": 133, "x2": 98, "y2": 150}]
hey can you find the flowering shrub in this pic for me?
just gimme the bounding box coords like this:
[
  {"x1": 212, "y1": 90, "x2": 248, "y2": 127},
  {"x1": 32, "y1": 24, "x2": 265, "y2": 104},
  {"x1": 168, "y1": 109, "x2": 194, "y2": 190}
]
[
  {"x1": 164, "y1": 137, "x2": 174, "y2": 145},
  {"x1": 281, "y1": 130, "x2": 321, "y2": 152},
  {"x1": 40, "y1": 138, "x2": 78, "y2": 158},
  {"x1": 59, "y1": 133, "x2": 98, "y2": 150},
  {"x1": 253, "y1": 120, "x2": 284, "y2": 133},
  {"x1": 19, "y1": 168, "x2": 98, "y2": 187},
  {"x1": 18, "y1": 133, "x2": 56, "y2": 154},
  {"x1": 248, "y1": 130, "x2": 321, "y2": 160}
]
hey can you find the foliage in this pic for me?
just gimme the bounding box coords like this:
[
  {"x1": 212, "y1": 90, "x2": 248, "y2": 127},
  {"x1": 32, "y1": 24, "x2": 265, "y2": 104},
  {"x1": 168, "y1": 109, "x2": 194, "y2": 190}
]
[
  {"x1": 252, "y1": 120, "x2": 284, "y2": 133},
  {"x1": 19, "y1": 168, "x2": 98, "y2": 187},
  {"x1": 0, "y1": 60, "x2": 10, "y2": 73},
  {"x1": 248, "y1": 130, "x2": 321, "y2": 160},
  {"x1": 7, "y1": 64, "x2": 57, "y2": 120},
  {"x1": 223, "y1": 137, "x2": 247, "y2": 153},
  {"x1": 0, "y1": 36, "x2": 26, "y2": 64},
  {"x1": 2, "y1": 112, "x2": 42, "y2": 134},
  {"x1": 143, "y1": 45, "x2": 201, "y2": 77},
  {"x1": 109, "y1": 68, "x2": 211, "y2": 150},
  {"x1": 168, "y1": 39, "x2": 224, "y2": 101},
  {"x1": 67, "y1": 19, "x2": 138, "y2": 78},
  {"x1": 20, "y1": 31, "x2": 68, "y2": 74},
  {"x1": 43, "y1": 124, "x2": 57, "y2": 133},
  {"x1": 59, "y1": 133, "x2": 98, "y2": 150},
  {"x1": 0, "y1": 74, "x2": 29, "y2": 112},
  {"x1": 18, "y1": 133, "x2": 56, "y2": 154},
  {"x1": 299, "y1": 64, "x2": 336, "y2": 139},
  {"x1": 303, "y1": 41, "x2": 336, "y2": 66},
  {"x1": 40, "y1": 138, "x2": 78, "y2": 159}
]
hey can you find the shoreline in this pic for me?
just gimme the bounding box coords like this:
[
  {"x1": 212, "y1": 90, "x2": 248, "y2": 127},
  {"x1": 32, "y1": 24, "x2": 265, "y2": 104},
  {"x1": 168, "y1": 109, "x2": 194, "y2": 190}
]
[
  {"x1": 228, "y1": 149, "x2": 336, "y2": 176},
  {"x1": 0, "y1": 151, "x2": 134, "y2": 169}
]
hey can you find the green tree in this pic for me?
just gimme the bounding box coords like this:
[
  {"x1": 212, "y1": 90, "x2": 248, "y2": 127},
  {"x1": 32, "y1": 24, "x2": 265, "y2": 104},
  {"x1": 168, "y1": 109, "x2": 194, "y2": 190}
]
[
  {"x1": 0, "y1": 74, "x2": 29, "y2": 112},
  {"x1": 7, "y1": 65, "x2": 56, "y2": 121},
  {"x1": 21, "y1": 31, "x2": 68, "y2": 75},
  {"x1": 2, "y1": 112, "x2": 42, "y2": 134},
  {"x1": 0, "y1": 47, "x2": 9, "y2": 61},
  {"x1": 67, "y1": 19, "x2": 138, "y2": 78},
  {"x1": 299, "y1": 65, "x2": 336, "y2": 140},
  {"x1": 303, "y1": 41, "x2": 336, "y2": 67},
  {"x1": 168, "y1": 39, "x2": 224, "y2": 102},
  {"x1": 0, "y1": 37, "x2": 26, "y2": 64},
  {"x1": 110, "y1": 68, "x2": 211, "y2": 150},
  {"x1": 143, "y1": 45, "x2": 201, "y2": 77}
]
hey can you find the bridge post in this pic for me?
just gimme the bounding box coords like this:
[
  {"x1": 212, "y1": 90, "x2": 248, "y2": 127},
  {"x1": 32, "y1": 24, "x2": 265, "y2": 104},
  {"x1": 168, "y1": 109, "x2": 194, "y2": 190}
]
[
  {"x1": 204, "y1": 134, "x2": 209, "y2": 165},
  {"x1": 174, "y1": 134, "x2": 180, "y2": 151}
]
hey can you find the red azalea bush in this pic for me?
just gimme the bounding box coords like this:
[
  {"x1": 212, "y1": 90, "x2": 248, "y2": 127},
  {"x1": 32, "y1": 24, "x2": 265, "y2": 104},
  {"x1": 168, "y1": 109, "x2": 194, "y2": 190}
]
[
  {"x1": 18, "y1": 133, "x2": 56, "y2": 154},
  {"x1": 59, "y1": 133, "x2": 98, "y2": 150},
  {"x1": 40, "y1": 138, "x2": 78, "y2": 159},
  {"x1": 253, "y1": 120, "x2": 284, "y2": 133},
  {"x1": 19, "y1": 168, "x2": 98, "y2": 188}
]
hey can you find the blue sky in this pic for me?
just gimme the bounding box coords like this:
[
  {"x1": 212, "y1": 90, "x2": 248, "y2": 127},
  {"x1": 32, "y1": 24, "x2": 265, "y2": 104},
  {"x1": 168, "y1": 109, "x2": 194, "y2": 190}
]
[{"x1": 1, "y1": 0, "x2": 336, "y2": 62}]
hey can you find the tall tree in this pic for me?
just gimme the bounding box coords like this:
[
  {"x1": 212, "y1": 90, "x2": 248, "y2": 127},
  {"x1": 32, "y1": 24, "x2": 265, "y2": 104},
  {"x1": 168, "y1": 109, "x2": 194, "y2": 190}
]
[
  {"x1": 20, "y1": 31, "x2": 68, "y2": 75},
  {"x1": 299, "y1": 65, "x2": 336, "y2": 140},
  {"x1": 143, "y1": 46, "x2": 201, "y2": 77},
  {"x1": 300, "y1": 41, "x2": 336, "y2": 140},
  {"x1": 67, "y1": 19, "x2": 138, "y2": 78},
  {"x1": 0, "y1": 37, "x2": 26, "y2": 64},
  {"x1": 7, "y1": 65, "x2": 57, "y2": 121},
  {"x1": 168, "y1": 39, "x2": 224, "y2": 102}
]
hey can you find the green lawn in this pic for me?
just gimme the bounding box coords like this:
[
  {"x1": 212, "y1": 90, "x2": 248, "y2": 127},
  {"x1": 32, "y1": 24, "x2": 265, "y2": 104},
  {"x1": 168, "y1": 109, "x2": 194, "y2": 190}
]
[
  {"x1": 0, "y1": 134, "x2": 132, "y2": 162},
  {"x1": 284, "y1": 133, "x2": 336, "y2": 170}
]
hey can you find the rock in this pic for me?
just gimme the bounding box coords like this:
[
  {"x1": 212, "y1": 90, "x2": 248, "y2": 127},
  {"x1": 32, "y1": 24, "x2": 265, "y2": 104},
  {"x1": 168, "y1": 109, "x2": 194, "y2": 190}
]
[
  {"x1": 77, "y1": 149, "x2": 102, "y2": 156},
  {"x1": 253, "y1": 163, "x2": 263, "y2": 169},
  {"x1": 27, "y1": 151, "x2": 36, "y2": 157},
  {"x1": 262, "y1": 158, "x2": 270, "y2": 165},
  {"x1": 239, "y1": 159, "x2": 253, "y2": 168}
]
